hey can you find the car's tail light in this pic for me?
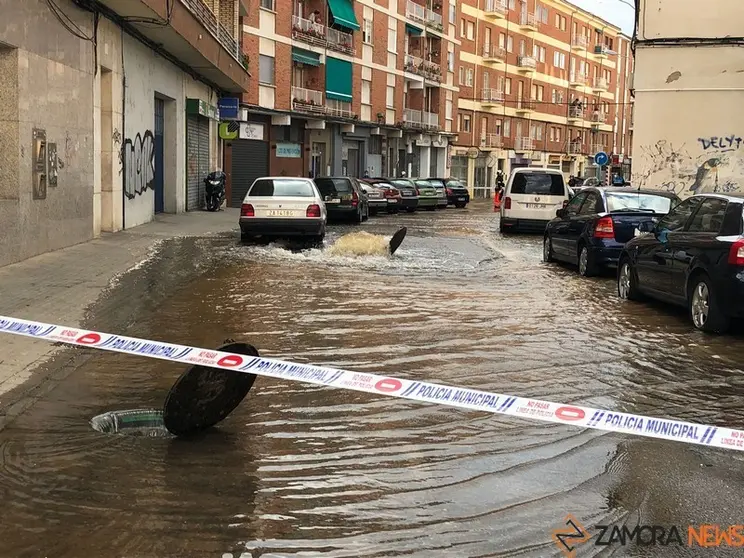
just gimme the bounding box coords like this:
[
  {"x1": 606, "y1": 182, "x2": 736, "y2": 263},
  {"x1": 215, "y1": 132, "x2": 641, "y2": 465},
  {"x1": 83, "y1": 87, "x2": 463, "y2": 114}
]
[
  {"x1": 446, "y1": 188, "x2": 453, "y2": 196},
  {"x1": 728, "y1": 239, "x2": 744, "y2": 266},
  {"x1": 594, "y1": 216, "x2": 615, "y2": 238},
  {"x1": 415, "y1": 188, "x2": 420, "y2": 196},
  {"x1": 504, "y1": 197, "x2": 512, "y2": 209},
  {"x1": 351, "y1": 190, "x2": 359, "y2": 207},
  {"x1": 306, "y1": 204, "x2": 321, "y2": 218},
  {"x1": 240, "y1": 203, "x2": 254, "y2": 217}
]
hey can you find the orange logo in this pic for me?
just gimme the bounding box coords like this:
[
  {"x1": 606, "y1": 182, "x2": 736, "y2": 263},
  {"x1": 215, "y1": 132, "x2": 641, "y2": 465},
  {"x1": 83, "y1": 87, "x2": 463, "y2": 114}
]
[{"x1": 553, "y1": 514, "x2": 591, "y2": 557}]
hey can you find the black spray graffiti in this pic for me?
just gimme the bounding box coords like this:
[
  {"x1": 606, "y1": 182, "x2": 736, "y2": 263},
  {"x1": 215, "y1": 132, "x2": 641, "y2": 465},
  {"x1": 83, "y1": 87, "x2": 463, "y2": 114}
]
[
  {"x1": 698, "y1": 135, "x2": 743, "y2": 152},
  {"x1": 122, "y1": 131, "x2": 155, "y2": 200}
]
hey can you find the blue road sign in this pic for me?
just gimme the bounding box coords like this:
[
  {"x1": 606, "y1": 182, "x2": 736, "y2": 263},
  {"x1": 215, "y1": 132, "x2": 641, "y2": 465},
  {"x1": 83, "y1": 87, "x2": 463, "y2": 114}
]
[
  {"x1": 218, "y1": 97, "x2": 240, "y2": 120},
  {"x1": 594, "y1": 151, "x2": 609, "y2": 166}
]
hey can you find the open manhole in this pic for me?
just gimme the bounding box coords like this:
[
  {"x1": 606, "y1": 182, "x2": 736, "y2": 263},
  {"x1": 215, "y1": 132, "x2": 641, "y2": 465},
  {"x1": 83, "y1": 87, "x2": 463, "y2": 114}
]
[{"x1": 90, "y1": 341, "x2": 260, "y2": 438}]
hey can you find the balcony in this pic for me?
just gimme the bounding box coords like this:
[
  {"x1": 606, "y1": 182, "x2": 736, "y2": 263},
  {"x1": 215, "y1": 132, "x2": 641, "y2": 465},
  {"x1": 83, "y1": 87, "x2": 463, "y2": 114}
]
[
  {"x1": 594, "y1": 45, "x2": 613, "y2": 58},
  {"x1": 406, "y1": 0, "x2": 427, "y2": 25},
  {"x1": 517, "y1": 55, "x2": 537, "y2": 73},
  {"x1": 571, "y1": 35, "x2": 588, "y2": 51},
  {"x1": 569, "y1": 71, "x2": 589, "y2": 88},
  {"x1": 423, "y1": 111, "x2": 439, "y2": 130},
  {"x1": 404, "y1": 54, "x2": 442, "y2": 82},
  {"x1": 515, "y1": 98, "x2": 535, "y2": 113},
  {"x1": 591, "y1": 144, "x2": 607, "y2": 156},
  {"x1": 425, "y1": 8, "x2": 444, "y2": 32},
  {"x1": 326, "y1": 99, "x2": 355, "y2": 119},
  {"x1": 480, "y1": 133, "x2": 502, "y2": 149},
  {"x1": 516, "y1": 137, "x2": 534, "y2": 151},
  {"x1": 590, "y1": 111, "x2": 607, "y2": 124},
  {"x1": 484, "y1": 0, "x2": 508, "y2": 18},
  {"x1": 567, "y1": 106, "x2": 584, "y2": 121},
  {"x1": 292, "y1": 15, "x2": 355, "y2": 55},
  {"x1": 519, "y1": 12, "x2": 538, "y2": 31},
  {"x1": 593, "y1": 76, "x2": 609, "y2": 91},
  {"x1": 482, "y1": 44, "x2": 506, "y2": 63},
  {"x1": 291, "y1": 86, "x2": 325, "y2": 116},
  {"x1": 481, "y1": 88, "x2": 504, "y2": 106},
  {"x1": 568, "y1": 141, "x2": 584, "y2": 155},
  {"x1": 403, "y1": 108, "x2": 424, "y2": 128}
]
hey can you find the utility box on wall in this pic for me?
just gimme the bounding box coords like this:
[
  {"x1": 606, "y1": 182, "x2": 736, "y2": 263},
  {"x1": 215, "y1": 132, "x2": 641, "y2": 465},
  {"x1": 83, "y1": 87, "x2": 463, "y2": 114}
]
[{"x1": 32, "y1": 128, "x2": 47, "y2": 200}]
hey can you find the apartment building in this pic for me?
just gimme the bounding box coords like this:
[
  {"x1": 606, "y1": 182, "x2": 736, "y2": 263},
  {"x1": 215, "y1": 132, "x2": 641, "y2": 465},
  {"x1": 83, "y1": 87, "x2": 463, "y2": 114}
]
[
  {"x1": 632, "y1": 0, "x2": 744, "y2": 198},
  {"x1": 234, "y1": 0, "x2": 459, "y2": 204},
  {"x1": 0, "y1": 0, "x2": 249, "y2": 267},
  {"x1": 450, "y1": 0, "x2": 633, "y2": 197}
]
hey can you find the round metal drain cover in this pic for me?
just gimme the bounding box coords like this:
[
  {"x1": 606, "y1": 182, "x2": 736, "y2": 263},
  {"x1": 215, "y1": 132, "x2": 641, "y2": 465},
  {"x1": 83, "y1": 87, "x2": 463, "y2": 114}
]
[
  {"x1": 389, "y1": 227, "x2": 407, "y2": 255},
  {"x1": 162, "y1": 342, "x2": 259, "y2": 437}
]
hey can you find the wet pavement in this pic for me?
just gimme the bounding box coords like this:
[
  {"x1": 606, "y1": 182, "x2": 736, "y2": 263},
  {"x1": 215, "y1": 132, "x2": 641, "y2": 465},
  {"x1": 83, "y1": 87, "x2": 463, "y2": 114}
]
[{"x1": 2, "y1": 200, "x2": 744, "y2": 557}]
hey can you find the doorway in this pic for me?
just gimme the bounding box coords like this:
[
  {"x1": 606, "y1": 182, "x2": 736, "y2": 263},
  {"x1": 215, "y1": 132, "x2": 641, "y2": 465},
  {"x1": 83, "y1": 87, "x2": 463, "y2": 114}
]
[{"x1": 153, "y1": 97, "x2": 165, "y2": 213}]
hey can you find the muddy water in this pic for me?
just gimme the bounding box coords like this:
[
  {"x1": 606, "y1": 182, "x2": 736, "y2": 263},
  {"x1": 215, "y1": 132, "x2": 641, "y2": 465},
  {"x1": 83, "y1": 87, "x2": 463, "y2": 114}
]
[{"x1": 2, "y1": 201, "x2": 744, "y2": 557}]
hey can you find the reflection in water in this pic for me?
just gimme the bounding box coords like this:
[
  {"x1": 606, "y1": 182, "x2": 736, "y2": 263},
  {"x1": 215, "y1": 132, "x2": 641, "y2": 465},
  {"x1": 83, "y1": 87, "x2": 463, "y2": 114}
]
[{"x1": 1, "y1": 204, "x2": 744, "y2": 556}]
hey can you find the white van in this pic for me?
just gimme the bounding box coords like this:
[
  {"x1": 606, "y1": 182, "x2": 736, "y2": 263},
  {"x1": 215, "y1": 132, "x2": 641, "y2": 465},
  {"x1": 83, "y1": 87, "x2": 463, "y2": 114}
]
[{"x1": 500, "y1": 168, "x2": 570, "y2": 234}]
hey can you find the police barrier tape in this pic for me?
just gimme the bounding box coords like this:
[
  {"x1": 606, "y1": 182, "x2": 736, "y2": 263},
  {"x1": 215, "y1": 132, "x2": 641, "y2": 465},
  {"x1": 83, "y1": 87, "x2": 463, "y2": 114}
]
[{"x1": 2, "y1": 315, "x2": 744, "y2": 452}]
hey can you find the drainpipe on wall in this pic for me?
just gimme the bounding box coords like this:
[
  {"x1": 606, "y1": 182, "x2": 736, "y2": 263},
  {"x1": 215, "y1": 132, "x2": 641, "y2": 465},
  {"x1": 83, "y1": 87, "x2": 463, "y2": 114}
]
[{"x1": 121, "y1": 26, "x2": 126, "y2": 231}]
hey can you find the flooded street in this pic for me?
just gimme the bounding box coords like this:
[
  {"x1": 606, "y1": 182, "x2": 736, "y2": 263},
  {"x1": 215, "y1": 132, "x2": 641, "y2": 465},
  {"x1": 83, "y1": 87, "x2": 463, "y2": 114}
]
[{"x1": 2, "y1": 201, "x2": 744, "y2": 557}]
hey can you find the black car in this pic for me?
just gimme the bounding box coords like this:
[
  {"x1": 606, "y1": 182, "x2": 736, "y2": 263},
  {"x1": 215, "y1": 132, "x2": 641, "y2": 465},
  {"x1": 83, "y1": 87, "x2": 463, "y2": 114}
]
[
  {"x1": 617, "y1": 193, "x2": 744, "y2": 334},
  {"x1": 427, "y1": 178, "x2": 470, "y2": 208},
  {"x1": 313, "y1": 177, "x2": 369, "y2": 223},
  {"x1": 544, "y1": 187, "x2": 681, "y2": 277}
]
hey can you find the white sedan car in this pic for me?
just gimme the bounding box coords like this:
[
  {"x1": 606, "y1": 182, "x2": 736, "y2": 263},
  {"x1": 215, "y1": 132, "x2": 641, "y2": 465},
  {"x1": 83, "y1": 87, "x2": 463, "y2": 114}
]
[{"x1": 239, "y1": 177, "x2": 327, "y2": 244}]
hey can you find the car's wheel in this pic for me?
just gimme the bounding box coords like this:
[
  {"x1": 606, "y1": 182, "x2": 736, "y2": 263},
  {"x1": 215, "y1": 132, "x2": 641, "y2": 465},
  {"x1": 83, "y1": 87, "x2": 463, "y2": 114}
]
[
  {"x1": 355, "y1": 207, "x2": 363, "y2": 224},
  {"x1": 240, "y1": 232, "x2": 251, "y2": 244},
  {"x1": 406, "y1": 207, "x2": 416, "y2": 213},
  {"x1": 543, "y1": 235, "x2": 554, "y2": 263},
  {"x1": 578, "y1": 244, "x2": 599, "y2": 277},
  {"x1": 617, "y1": 258, "x2": 642, "y2": 301},
  {"x1": 362, "y1": 205, "x2": 369, "y2": 221},
  {"x1": 455, "y1": 203, "x2": 467, "y2": 209},
  {"x1": 427, "y1": 206, "x2": 436, "y2": 212},
  {"x1": 689, "y1": 274, "x2": 730, "y2": 334}
]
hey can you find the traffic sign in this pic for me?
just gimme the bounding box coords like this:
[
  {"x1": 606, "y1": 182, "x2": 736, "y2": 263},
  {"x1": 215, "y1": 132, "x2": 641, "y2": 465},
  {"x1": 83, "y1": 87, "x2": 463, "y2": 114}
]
[{"x1": 594, "y1": 151, "x2": 609, "y2": 166}]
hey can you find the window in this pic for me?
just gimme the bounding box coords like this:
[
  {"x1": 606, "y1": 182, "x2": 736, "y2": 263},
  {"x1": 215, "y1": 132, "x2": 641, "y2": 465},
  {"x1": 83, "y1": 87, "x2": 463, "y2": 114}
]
[
  {"x1": 508, "y1": 0, "x2": 515, "y2": 8},
  {"x1": 504, "y1": 77, "x2": 512, "y2": 94},
  {"x1": 495, "y1": 118, "x2": 502, "y2": 135},
  {"x1": 260, "y1": 0, "x2": 274, "y2": 10},
  {"x1": 532, "y1": 45, "x2": 546, "y2": 63},
  {"x1": 388, "y1": 26, "x2": 397, "y2": 52},
  {"x1": 565, "y1": 192, "x2": 586, "y2": 215},
  {"x1": 510, "y1": 173, "x2": 565, "y2": 195},
  {"x1": 503, "y1": 119, "x2": 511, "y2": 136},
  {"x1": 606, "y1": 192, "x2": 679, "y2": 215},
  {"x1": 369, "y1": 136, "x2": 382, "y2": 155},
  {"x1": 446, "y1": 99, "x2": 453, "y2": 119},
  {"x1": 555, "y1": 13, "x2": 560, "y2": 28},
  {"x1": 459, "y1": 114, "x2": 471, "y2": 132},
  {"x1": 531, "y1": 84, "x2": 544, "y2": 101},
  {"x1": 458, "y1": 66, "x2": 465, "y2": 85},
  {"x1": 537, "y1": 5, "x2": 548, "y2": 23},
  {"x1": 449, "y1": 3, "x2": 456, "y2": 24},
  {"x1": 448, "y1": 50, "x2": 455, "y2": 72},
  {"x1": 467, "y1": 21, "x2": 475, "y2": 40},
  {"x1": 363, "y1": 18, "x2": 373, "y2": 44},
  {"x1": 499, "y1": 33, "x2": 505, "y2": 48},
  {"x1": 686, "y1": 198, "x2": 728, "y2": 232},
  {"x1": 553, "y1": 51, "x2": 566, "y2": 69},
  {"x1": 249, "y1": 179, "x2": 314, "y2": 197},
  {"x1": 656, "y1": 198, "x2": 703, "y2": 232},
  {"x1": 466, "y1": 68, "x2": 474, "y2": 86},
  {"x1": 259, "y1": 55, "x2": 275, "y2": 85},
  {"x1": 386, "y1": 86, "x2": 395, "y2": 108},
  {"x1": 519, "y1": 39, "x2": 526, "y2": 56},
  {"x1": 507, "y1": 35, "x2": 513, "y2": 52},
  {"x1": 460, "y1": 18, "x2": 466, "y2": 37},
  {"x1": 580, "y1": 192, "x2": 600, "y2": 215},
  {"x1": 314, "y1": 178, "x2": 353, "y2": 196},
  {"x1": 529, "y1": 123, "x2": 543, "y2": 140},
  {"x1": 361, "y1": 80, "x2": 371, "y2": 104}
]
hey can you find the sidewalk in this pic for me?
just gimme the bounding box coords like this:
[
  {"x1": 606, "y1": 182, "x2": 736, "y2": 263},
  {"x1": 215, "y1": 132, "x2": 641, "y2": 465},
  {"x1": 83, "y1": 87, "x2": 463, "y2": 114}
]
[{"x1": 0, "y1": 209, "x2": 239, "y2": 401}]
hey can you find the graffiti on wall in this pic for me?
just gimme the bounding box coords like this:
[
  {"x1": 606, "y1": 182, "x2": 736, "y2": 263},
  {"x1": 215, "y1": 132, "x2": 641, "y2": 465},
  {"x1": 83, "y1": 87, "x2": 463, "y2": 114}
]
[
  {"x1": 122, "y1": 131, "x2": 155, "y2": 199},
  {"x1": 636, "y1": 138, "x2": 744, "y2": 196}
]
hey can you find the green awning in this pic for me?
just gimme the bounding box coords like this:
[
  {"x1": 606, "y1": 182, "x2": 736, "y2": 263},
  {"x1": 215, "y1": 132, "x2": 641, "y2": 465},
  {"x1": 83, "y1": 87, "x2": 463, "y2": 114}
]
[
  {"x1": 325, "y1": 57, "x2": 353, "y2": 102},
  {"x1": 292, "y1": 47, "x2": 321, "y2": 67},
  {"x1": 405, "y1": 23, "x2": 423, "y2": 36},
  {"x1": 327, "y1": 0, "x2": 360, "y2": 31}
]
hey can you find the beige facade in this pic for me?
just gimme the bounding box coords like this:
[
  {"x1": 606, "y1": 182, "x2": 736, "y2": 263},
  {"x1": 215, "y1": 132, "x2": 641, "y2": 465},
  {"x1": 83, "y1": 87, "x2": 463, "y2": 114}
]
[{"x1": 631, "y1": 0, "x2": 744, "y2": 198}]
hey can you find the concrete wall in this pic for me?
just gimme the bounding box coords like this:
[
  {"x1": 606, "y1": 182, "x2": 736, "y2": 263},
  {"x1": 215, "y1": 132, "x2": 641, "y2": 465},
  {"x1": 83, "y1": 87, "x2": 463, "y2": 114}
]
[
  {"x1": 0, "y1": 0, "x2": 95, "y2": 267},
  {"x1": 632, "y1": 0, "x2": 744, "y2": 197}
]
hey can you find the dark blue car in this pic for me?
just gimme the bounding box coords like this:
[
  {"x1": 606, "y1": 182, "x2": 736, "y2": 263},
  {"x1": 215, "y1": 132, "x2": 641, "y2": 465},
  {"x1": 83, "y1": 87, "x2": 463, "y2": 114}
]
[{"x1": 543, "y1": 187, "x2": 681, "y2": 277}]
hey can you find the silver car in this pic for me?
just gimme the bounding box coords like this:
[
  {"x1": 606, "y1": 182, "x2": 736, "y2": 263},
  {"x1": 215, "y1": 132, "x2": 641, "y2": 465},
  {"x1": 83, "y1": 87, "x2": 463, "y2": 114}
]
[{"x1": 239, "y1": 177, "x2": 327, "y2": 244}]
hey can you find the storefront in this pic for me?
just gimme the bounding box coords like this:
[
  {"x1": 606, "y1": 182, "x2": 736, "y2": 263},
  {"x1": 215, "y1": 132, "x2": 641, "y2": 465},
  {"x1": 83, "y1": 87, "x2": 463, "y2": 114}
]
[
  {"x1": 222, "y1": 116, "x2": 270, "y2": 207},
  {"x1": 185, "y1": 98, "x2": 219, "y2": 211}
]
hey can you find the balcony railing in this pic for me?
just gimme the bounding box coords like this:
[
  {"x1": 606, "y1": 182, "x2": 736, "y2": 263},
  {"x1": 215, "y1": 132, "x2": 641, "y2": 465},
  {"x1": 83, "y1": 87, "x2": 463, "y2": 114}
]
[
  {"x1": 181, "y1": 0, "x2": 248, "y2": 68},
  {"x1": 425, "y1": 8, "x2": 443, "y2": 31},
  {"x1": 326, "y1": 99, "x2": 355, "y2": 119},
  {"x1": 404, "y1": 108, "x2": 423, "y2": 127},
  {"x1": 594, "y1": 76, "x2": 609, "y2": 90},
  {"x1": 481, "y1": 88, "x2": 504, "y2": 104},
  {"x1": 569, "y1": 71, "x2": 589, "y2": 86},
  {"x1": 481, "y1": 133, "x2": 502, "y2": 148},
  {"x1": 484, "y1": 0, "x2": 508, "y2": 16},
  {"x1": 568, "y1": 106, "x2": 584, "y2": 119},
  {"x1": 404, "y1": 54, "x2": 442, "y2": 82},
  {"x1": 568, "y1": 142, "x2": 583, "y2": 154},
  {"x1": 591, "y1": 144, "x2": 606, "y2": 155},
  {"x1": 291, "y1": 86, "x2": 325, "y2": 115},
  {"x1": 292, "y1": 15, "x2": 354, "y2": 55},
  {"x1": 594, "y1": 45, "x2": 612, "y2": 56},
  {"x1": 516, "y1": 98, "x2": 535, "y2": 111},
  {"x1": 516, "y1": 137, "x2": 534, "y2": 151},
  {"x1": 518, "y1": 55, "x2": 537, "y2": 69},
  {"x1": 591, "y1": 111, "x2": 607, "y2": 123},
  {"x1": 406, "y1": 0, "x2": 426, "y2": 24},
  {"x1": 423, "y1": 111, "x2": 439, "y2": 130},
  {"x1": 571, "y1": 34, "x2": 588, "y2": 50},
  {"x1": 519, "y1": 12, "x2": 538, "y2": 29},
  {"x1": 483, "y1": 44, "x2": 506, "y2": 61}
]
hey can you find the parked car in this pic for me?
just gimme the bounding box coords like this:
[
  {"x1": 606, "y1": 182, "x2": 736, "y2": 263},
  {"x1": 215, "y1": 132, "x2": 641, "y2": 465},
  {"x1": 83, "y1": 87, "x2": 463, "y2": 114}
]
[
  {"x1": 416, "y1": 178, "x2": 448, "y2": 209},
  {"x1": 359, "y1": 182, "x2": 387, "y2": 216},
  {"x1": 239, "y1": 177, "x2": 326, "y2": 245},
  {"x1": 361, "y1": 179, "x2": 402, "y2": 214},
  {"x1": 369, "y1": 178, "x2": 419, "y2": 212},
  {"x1": 543, "y1": 187, "x2": 682, "y2": 277},
  {"x1": 410, "y1": 179, "x2": 439, "y2": 211},
  {"x1": 427, "y1": 178, "x2": 470, "y2": 208},
  {"x1": 313, "y1": 176, "x2": 369, "y2": 224},
  {"x1": 500, "y1": 168, "x2": 571, "y2": 234},
  {"x1": 617, "y1": 193, "x2": 744, "y2": 334}
]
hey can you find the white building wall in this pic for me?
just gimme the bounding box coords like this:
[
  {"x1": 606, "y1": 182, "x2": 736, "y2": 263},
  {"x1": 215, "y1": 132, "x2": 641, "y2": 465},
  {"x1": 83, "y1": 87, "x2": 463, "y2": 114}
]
[{"x1": 632, "y1": 0, "x2": 744, "y2": 197}]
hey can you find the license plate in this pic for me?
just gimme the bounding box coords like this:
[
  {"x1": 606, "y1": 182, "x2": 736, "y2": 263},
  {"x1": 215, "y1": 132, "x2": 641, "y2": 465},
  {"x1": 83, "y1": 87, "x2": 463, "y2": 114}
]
[
  {"x1": 388, "y1": 199, "x2": 398, "y2": 203},
  {"x1": 457, "y1": 197, "x2": 466, "y2": 201},
  {"x1": 325, "y1": 198, "x2": 341, "y2": 204},
  {"x1": 267, "y1": 210, "x2": 295, "y2": 217},
  {"x1": 524, "y1": 203, "x2": 546, "y2": 209}
]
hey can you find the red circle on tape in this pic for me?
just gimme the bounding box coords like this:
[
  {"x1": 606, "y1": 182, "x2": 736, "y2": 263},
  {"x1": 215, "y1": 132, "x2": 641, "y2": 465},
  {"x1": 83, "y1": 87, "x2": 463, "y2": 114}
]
[
  {"x1": 375, "y1": 378, "x2": 402, "y2": 393},
  {"x1": 77, "y1": 333, "x2": 101, "y2": 345},
  {"x1": 555, "y1": 406, "x2": 586, "y2": 421},
  {"x1": 217, "y1": 354, "x2": 243, "y2": 367}
]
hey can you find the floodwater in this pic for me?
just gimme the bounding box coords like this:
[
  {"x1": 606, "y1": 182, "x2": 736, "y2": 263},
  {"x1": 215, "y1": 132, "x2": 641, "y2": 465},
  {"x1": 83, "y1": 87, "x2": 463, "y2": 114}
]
[{"x1": 2, "y1": 200, "x2": 744, "y2": 557}]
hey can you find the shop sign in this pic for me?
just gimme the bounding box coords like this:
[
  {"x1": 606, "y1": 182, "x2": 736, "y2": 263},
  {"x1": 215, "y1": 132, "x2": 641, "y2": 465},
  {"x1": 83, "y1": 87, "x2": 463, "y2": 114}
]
[{"x1": 276, "y1": 142, "x2": 302, "y2": 158}]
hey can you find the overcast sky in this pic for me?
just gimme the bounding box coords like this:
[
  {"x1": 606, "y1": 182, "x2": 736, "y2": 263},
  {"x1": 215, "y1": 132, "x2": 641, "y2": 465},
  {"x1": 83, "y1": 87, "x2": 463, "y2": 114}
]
[{"x1": 570, "y1": 0, "x2": 636, "y2": 35}]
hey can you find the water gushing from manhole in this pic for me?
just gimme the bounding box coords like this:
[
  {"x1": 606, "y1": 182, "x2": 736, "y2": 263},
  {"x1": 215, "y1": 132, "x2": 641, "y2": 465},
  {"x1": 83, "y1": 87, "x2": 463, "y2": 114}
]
[{"x1": 90, "y1": 409, "x2": 172, "y2": 437}]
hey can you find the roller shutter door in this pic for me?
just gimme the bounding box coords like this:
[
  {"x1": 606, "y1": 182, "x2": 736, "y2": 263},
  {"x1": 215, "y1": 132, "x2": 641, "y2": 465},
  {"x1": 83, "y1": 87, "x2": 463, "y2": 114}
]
[
  {"x1": 186, "y1": 115, "x2": 210, "y2": 211},
  {"x1": 230, "y1": 139, "x2": 269, "y2": 207}
]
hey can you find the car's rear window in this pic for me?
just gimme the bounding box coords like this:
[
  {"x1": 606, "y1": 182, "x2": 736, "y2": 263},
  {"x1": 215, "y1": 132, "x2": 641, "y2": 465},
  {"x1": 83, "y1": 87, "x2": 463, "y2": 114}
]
[
  {"x1": 510, "y1": 173, "x2": 565, "y2": 196},
  {"x1": 391, "y1": 180, "x2": 413, "y2": 188},
  {"x1": 414, "y1": 180, "x2": 431, "y2": 187},
  {"x1": 605, "y1": 192, "x2": 678, "y2": 214},
  {"x1": 313, "y1": 178, "x2": 352, "y2": 196},
  {"x1": 248, "y1": 179, "x2": 315, "y2": 197},
  {"x1": 446, "y1": 179, "x2": 465, "y2": 188}
]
